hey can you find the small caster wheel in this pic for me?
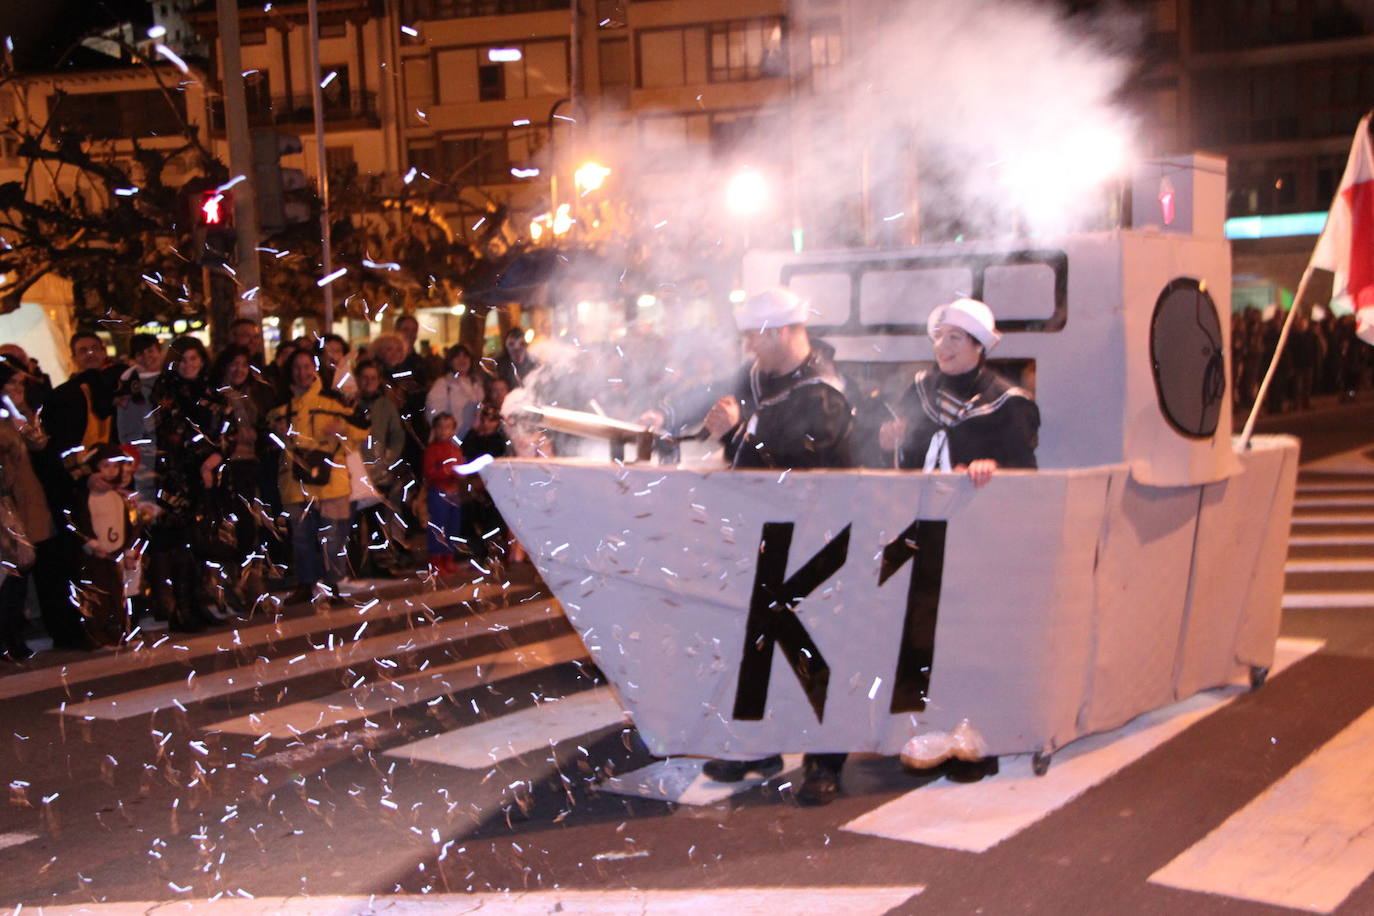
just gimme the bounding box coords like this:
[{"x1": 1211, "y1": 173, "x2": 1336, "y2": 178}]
[
  {"x1": 1249, "y1": 665, "x2": 1269, "y2": 690},
  {"x1": 1031, "y1": 751, "x2": 1052, "y2": 776}
]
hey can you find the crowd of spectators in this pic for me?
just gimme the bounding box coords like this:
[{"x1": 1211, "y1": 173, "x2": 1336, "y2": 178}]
[
  {"x1": 1231, "y1": 307, "x2": 1371, "y2": 414},
  {"x1": 2, "y1": 303, "x2": 1361, "y2": 661},
  {"x1": 0, "y1": 315, "x2": 530, "y2": 661}
]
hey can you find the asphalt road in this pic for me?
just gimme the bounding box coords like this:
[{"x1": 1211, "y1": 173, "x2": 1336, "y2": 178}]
[{"x1": 2, "y1": 399, "x2": 1374, "y2": 915}]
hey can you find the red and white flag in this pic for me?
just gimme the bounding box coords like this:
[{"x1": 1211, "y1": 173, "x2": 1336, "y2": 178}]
[{"x1": 1309, "y1": 112, "x2": 1374, "y2": 343}]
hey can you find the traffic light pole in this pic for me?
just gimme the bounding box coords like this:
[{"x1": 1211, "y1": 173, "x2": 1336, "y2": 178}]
[
  {"x1": 307, "y1": 0, "x2": 335, "y2": 330},
  {"x1": 569, "y1": 0, "x2": 582, "y2": 135},
  {"x1": 215, "y1": 0, "x2": 263, "y2": 321}
]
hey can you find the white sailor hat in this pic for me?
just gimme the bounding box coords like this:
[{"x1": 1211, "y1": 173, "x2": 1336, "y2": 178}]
[
  {"x1": 733, "y1": 288, "x2": 809, "y2": 331},
  {"x1": 927, "y1": 297, "x2": 1001, "y2": 350}
]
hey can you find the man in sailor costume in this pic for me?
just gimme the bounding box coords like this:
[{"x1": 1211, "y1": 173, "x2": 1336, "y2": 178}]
[
  {"x1": 881, "y1": 298, "x2": 1039, "y2": 482},
  {"x1": 699, "y1": 287, "x2": 855, "y2": 806}
]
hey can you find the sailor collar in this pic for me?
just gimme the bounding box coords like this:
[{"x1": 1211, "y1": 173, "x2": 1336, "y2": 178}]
[
  {"x1": 749, "y1": 351, "x2": 839, "y2": 410},
  {"x1": 914, "y1": 366, "x2": 1029, "y2": 429}
]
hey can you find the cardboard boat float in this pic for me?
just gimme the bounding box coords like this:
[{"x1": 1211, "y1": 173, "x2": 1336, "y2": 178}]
[{"x1": 480, "y1": 155, "x2": 1298, "y2": 773}]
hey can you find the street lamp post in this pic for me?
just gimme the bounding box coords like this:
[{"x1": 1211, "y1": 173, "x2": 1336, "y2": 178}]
[
  {"x1": 307, "y1": 0, "x2": 335, "y2": 331},
  {"x1": 536, "y1": 98, "x2": 607, "y2": 242},
  {"x1": 546, "y1": 96, "x2": 573, "y2": 216},
  {"x1": 214, "y1": 0, "x2": 263, "y2": 323}
]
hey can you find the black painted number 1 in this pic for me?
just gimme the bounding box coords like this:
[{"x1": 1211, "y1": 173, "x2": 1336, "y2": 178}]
[
  {"x1": 881, "y1": 519, "x2": 948, "y2": 713},
  {"x1": 730, "y1": 519, "x2": 948, "y2": 723}
]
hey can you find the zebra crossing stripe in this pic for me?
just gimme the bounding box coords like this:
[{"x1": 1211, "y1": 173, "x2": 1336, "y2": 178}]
[
  {"x1": 0, "y1": 831, "x2": 37, "y2": 852},
  {"x1": 1289, "y1": 534, "x2": 1374, "y2": 547},
  {"x1": 1295, "y1": 496, "x2": 1374, "y2": 507},
  {"x1": 53, "y1": 601, "x2": 563, "y2": 721},
  {"x1": 1150, "y1": 703, "x2": 1374, "y2": 913},
  {"x1": 386, "y1": 686, "x2": 628, "y2": 769},
  {"x1": 0, "y1": 583, "x2": 499, "y2": 702},
  {"x1": 1290, "y1": 514, "x2": 1374, "y2": 524},
  {"x1": 206, "y1": 632, "x2": 589, "y2": 738},
  {"x1": 841, "y1": 637, "x2": 1323, "y2": 853},
  {"x1": 1286, "y1": 558, "x2": 1374, "y2": 573},
  {"x1": 1297, "y1": 483, "x2": 1374, "y2": 492},
  {"x1": 1282, "y1": 592, "x2": 1374, "y2": 609},
  {"x1": 0, "y1": 888, "x2": 926, "y2": 915}
]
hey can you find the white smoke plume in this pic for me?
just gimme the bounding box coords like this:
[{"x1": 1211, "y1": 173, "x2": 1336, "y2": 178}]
[
  {"x1": 804, "y1": 0, "x2": 1142, "y2": 241},
  {"x1": 585, "y1": 0, "x2": 1143, "y2": 254},
  {"x1": 513, "y1": 0, "x2": 1143, "y2": 438}
]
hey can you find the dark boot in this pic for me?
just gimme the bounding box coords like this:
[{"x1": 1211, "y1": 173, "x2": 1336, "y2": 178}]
[
  {"x1": 941, "y1": 756, "x2": 999, "y2": 783},
  {"x1": 797, "y1": 755, "x2": 844, "y2": 807},
  {"x1": 701, "y1": 754, "x2": 783, "y2": 782}
]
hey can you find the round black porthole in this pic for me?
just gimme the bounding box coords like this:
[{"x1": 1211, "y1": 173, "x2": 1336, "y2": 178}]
[{"x1": 1149, "y1": 277, "x2": 1226, "y2": 439}]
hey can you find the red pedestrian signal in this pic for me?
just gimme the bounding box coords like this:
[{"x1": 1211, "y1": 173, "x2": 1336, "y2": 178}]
[
  {"x1": 188, "y1": 186, "x2": 236, "y2": 264},
  {"x1": 199, "y1": 190, "x2": 233, "y2": 227}
]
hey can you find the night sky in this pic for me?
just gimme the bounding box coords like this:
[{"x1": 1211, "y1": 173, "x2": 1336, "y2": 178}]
[{"x1": 1, "y1": 0, "x2": 153, "y2": 70}]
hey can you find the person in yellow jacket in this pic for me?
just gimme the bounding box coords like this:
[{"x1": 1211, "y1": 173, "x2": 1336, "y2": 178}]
[{"x1": 269, "y1": 348, "x2": 369, "y2": 605}]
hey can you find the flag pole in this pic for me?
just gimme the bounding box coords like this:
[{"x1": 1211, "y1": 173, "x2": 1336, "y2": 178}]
[
  {"x1": 1239, "y1": 268, "x2": 1312, "y2": 449},
  {"x1": 1240, "y1": 109, "x2": 1374, "y2": 449}
]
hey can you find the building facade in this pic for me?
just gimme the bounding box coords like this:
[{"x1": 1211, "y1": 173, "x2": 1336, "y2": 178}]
[
  {"x1": 0, "y1": 57, "x2": 212, "y2": 375},
  {"x1": 182, "y1": 0, "x2": 837, "y2": 343},
  {"x1": 12, "y1": 0, "x2": 1366, "y2": 348},
  {"x1": 190, "y1": 0, "x2": 885, "y2": 240},
  {"x1": 1132, "y1": 0, "x2": 1374, "y2": 306}
]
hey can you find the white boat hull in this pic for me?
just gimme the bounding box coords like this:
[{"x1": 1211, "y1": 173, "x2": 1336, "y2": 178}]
[{"x1": 482, "y1": 434, "x2": 1297, "y2": 759}]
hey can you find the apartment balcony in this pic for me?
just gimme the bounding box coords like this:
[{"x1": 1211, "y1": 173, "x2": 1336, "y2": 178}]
[
  {"x1": 401, "y1": 0, "x2": 569, "y2": 22},
  {"x1": 209, "y1": 91, "x2": 381, "y2": 133}
]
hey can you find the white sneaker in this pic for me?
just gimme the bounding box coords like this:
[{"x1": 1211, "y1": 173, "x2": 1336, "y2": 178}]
[{"x1": 335, "y1": 578, "x2": 370, "y2": 595}]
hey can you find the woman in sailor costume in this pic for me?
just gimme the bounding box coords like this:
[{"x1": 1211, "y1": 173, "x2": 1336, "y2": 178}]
[{"x1": 882, "y1": 298, "x2": 1039, "y2": 484}]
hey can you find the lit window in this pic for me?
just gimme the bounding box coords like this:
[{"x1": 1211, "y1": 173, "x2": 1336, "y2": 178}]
[{"x1": 708, "y1": 18, "x2": 786, "y2": 83}]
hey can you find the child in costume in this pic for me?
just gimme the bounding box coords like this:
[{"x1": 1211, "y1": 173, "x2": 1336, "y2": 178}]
[{"x1": 421, "y1": 413, "x2": 465, "y2": 575}]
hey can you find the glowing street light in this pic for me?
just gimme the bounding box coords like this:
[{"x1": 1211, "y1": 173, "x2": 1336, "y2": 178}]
[
  {"x1": 999, "y1": 121, "x2": 1130, "y2": 236},
  {"x1": 552, "y1": 203, "x2": 574, "y2": 236},
  {"x1": 574, "y1": 161, "x2": 611, "y2": 195},
  {"x1": 725, "y1": 167, "x2": 769, "y2": 217}
]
